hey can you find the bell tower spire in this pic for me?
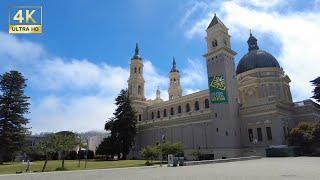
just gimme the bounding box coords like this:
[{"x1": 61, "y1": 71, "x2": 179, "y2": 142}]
[
  {"x1": 128, "y1": 43, "x2": 145, "y2": 101},
  {"x1": 168, "y1": 57, "x2": 182, "y2": 100}
]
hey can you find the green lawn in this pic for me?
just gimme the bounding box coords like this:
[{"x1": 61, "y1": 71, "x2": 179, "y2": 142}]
[{"x1": 0, "y1": 160, "x2": 149, "y2": 175}]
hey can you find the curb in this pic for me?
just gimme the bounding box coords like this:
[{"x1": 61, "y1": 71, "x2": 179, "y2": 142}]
[{"x1": 184, "y1": 156, "x2": 262, "y2": 166}]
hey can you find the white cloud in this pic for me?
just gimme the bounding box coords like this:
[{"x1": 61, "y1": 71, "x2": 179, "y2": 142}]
[
  {"x1": 185, "y1": 88, "x2": 201, "y2": 95},
  {"x1": 144, "y1": 60, "x2": 168, "y2": 100},
  {"x1": 0, "y1": 33, "x2": 45, "y2": 69},
  {"x1": 31, "y1": 57, "x2": 129, "y2": 94},
  {"x1": 30, "y1": 95, "x2": 115, "y2": 133},
  {"x1": 247, "y1": 0, "x2": 282, "y2": 8},
  {"x1": 182, "y1": 0, "x2": 320, "y2": 101},
  {"x1": 179, "y1": 1, "x2": 208, "y2": 27},
  {"x1": 181, "y1": 58, "x2": 207, "y2": 88}
]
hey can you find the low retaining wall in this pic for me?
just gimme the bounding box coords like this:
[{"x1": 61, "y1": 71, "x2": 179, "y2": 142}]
[{"x1": 184, "y1": 156, "x2": 262, "y2": 166}]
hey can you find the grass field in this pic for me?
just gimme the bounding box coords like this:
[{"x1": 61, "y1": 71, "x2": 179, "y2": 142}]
[{"x1": 0, "y1": 160, "x2": 149, "y2": 175}]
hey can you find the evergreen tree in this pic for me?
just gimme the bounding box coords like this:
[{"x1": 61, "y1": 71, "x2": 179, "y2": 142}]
[
  {"x1": 104, "y1": 89, "x2": 137, "y2": 160},
  {"x1": 311, "y1": 76, "x2": 320, "y2": 102},
  {"x1": 96, "y1": 136, "x2": 119, "y2": 159},
  {"x1": 0, "y1": 71, "x2": 30, "y2": 163}
]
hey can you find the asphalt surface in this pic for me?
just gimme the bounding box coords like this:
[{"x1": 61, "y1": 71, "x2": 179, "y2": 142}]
[{"x1": 1, "y1": 157, "x2": 319, "y2": 180}]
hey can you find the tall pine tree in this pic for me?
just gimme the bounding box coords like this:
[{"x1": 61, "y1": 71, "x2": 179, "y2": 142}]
[
  {"x1": 105, "y1": 89, "x2": 137, "y2": 160},
  {"x1": 311, "y1": 76, "x2": 320, "y2": 103},
  {"x1": 0, "y1": 71, "x2": 30, "y2": 163}
]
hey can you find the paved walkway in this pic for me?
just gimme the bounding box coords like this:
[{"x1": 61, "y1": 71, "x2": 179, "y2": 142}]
[{"x1": 1, "y1": 157, "x2": 319, "y2": 180}]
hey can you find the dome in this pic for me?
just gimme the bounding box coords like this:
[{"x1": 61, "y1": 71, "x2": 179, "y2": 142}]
[{"x1": 236, "y1": 33, "x2": 280, "y2": 75}]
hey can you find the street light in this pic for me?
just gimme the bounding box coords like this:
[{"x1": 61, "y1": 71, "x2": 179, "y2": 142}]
[
  {"x1": 154, "y1": 126, "x2": 166, "y2": 167},
  {"x1": 160, "y1": 134, "x2": 166, "y2": 167}
]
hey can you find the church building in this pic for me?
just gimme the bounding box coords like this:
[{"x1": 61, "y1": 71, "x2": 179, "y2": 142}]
[{"x1": 127, "y1": 14, "x2": 320, "y2": 159}]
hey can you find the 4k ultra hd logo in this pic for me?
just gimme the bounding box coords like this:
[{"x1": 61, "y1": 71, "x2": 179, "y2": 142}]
[{"x1": 9, "y1": 6, "x2": 42, "y2": 34}]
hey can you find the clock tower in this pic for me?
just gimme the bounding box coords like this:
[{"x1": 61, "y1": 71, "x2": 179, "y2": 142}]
[{"x1": 204, "y1": 14, "x2": 241, "y2": 154}]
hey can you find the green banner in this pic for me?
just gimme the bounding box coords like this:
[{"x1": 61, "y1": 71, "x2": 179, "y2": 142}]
[{"x1": 209, "y1": 75, "x2": 228, "y2": 104}]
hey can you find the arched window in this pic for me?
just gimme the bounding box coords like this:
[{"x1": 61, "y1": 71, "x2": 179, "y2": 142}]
[
  {"x1": 129, "y1": 85, "x2": 132, "y2": 95},
  {"x1": 138, "y1": 67, "x2": 141, "y2": 74},
  {"x1": 170, "y1": 107, "x2": 174, "y2": 115},
  {"x1": 134, "y1": 67, "x2": 137, "y2": 73},
  {"x1": 157, "y1": 110, "x2": 160, "y2": 118},
  {"x1": 163, "y1": 109, "x2": 167, "y2": 117},
  {"x1": 151, "y1": 112, "x2": 154, "y2": 119},
  {"x1": 178, "y1": 105, "x2": 182, "y2": 113},
  {"x1": 195, "y1": 101, "x2": 199, "y2": 111},
  {"x1": 212, "y1": 39, "x2": 218, "y2": 47},
  {"x1": 138, "y1": 85, "x2": 141, "y2": 95},
  {"x1": 186, "y1": 103, "x2": 190, "y2": 112},
  {"x1": 138, "y1": 114, "x2": 142, "y2": 121},
  {"x1": 205, "y1": 99, "x2": 210, "y2": 108}
]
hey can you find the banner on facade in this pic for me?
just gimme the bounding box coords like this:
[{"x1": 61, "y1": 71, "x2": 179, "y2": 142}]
[{"x1": 209, "y1": 75, "x2": 228, "y2": 104}]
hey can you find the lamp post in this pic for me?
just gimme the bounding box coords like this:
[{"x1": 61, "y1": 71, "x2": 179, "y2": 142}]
[
  {"x1": 160, "y1": 134, "x2": 166, "y2": 167},
  {"x1": 155, "y1": 126, "x2": 165, "y2": 167}
]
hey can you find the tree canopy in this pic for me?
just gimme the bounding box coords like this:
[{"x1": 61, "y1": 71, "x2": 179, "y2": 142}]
[
  {"x1": 289, "y1": 122, "x2": 320, "y2": 154},
  {"x1": 51, "y1": 131, "x2": 78, "y2": 169}
]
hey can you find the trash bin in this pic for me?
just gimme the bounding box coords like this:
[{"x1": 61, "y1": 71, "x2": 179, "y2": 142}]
[{"x1": 168, "y1": 154, "x2": 184, "y2": 167}]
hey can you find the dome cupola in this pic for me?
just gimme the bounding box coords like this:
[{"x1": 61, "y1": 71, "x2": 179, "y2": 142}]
[{"x1": 236, "y1": 32, "x2": 280, "y2": 75}]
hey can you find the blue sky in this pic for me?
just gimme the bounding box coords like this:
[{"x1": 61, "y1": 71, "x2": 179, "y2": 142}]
[{"x1": 0, "y1": 0, "x2": 319, "y2": 133}]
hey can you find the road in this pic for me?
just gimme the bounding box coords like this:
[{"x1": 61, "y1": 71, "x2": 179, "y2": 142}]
[{"x1": 1, "y1": 157, "x2": 319, "y2": 180}]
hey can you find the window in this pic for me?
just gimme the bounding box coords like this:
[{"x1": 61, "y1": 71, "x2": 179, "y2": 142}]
[
  {"x1": 225, "y1": 131, "x2": 229, "y2": 136},
  {"x1": 138, "y1": 67, "x2": 141, "y2": 74},
  {"x1": 205, "y1": 99, "x2": 210, "y2": 108},
  {"x1": 134, "y1": 67, "x2": 137, "y2": 73},
  {"x1": 170, "y1": 107, "x2": 174, "y2": 115},
  {"x1": 212, "y1": 39, "x2": 218, "y2": 47},
  {"x1": 248, "y1": 129, "x2": 253, "y2": 142},
  {"x1": 151, "y1": 112, "x2": 154, "y2": 119},
  {"x1": 257, "y1": 128, "x2": 263, "y2": 142},
  {"x1": 178, "y1": 106, "x2": 182, "y2": 113},
  {"x1": 216, "y1": 128, "x2": 219, "y2": 133},
  {"x1": 186, "y1": 103, "x2": 190, "y2": 112},
  {"x1": 157, "y1": 110, "x2": 160, "y2": 118},
  {"x1": 138, "y1": 85, "x2": 141, "y2": 95},
  {"x1": 214, "y1": 113, "x2": 217, "y2": 118},
  {"x1": 283, "y1": 126, "x2": 288, "y2": 140},
  {"x1": 266, "y1": 127, "x2": 272, "y2": 140},
  {"x1": 195, "y1": 101, "x2": 200, "y2": 111},
  {"x1": 163, "y1": 109, "x2": 167, "y2": 117},
  {"x1": 138, "y1": 114, "x2": 142, "y2": 121}
]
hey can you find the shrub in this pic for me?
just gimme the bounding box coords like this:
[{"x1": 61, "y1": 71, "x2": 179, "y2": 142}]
[
  {"x1": 191, "y1": 149, "x2": 203, "y2": 161},
  {"x1": 140, "y1": 146, "x2": 160, "y2": 162},
  {"x1": 289, "y1": 122, "x2": 320, "y2": 154}
]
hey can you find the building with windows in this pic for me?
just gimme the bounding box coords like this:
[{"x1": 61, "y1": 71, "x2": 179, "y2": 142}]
[{"x1": 128, "y1": 14, "x2": 320, "y2": 159}]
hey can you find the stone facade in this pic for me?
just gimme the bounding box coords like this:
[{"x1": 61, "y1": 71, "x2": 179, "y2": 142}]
[{"x1": 128, "y1": 15, "x2": 320, "y2": 160}]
